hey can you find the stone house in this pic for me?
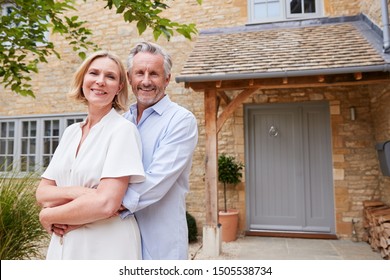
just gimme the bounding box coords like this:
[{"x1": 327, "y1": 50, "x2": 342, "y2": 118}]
[{"x1": 1, "y1": 0, "x2": 390, "y2": 254}]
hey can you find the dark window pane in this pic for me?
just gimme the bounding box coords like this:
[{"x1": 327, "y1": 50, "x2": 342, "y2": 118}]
[
  {"x1": 30, "y1": 138, "x2": 36, "y2": 154},
  {"x1": 43, "y1": 156, "x2": 50, "y2": 168},
  {"x1": 22, "y1": 122, "x2": 29, "y2": 137},
  {"x1": 43, "y1": 138, "x2": 50, "y2": 154},
  {"x1": 67, "y1": 118, "x2": 84, "y2": 127},
  {"x1": 0, "y1": 156, "x2": 4, "y2": 170},
  {"x1": 8, "y1": 140, "x2": 14, "y2": 154},
  {"x1": 6, "y1": 157, "x2": 13, "y2": 171},
  {"x1": 30, "y1": 121, "x2": 37, "y2": 137},
  {"x1": 52, "y1": 139, "x2": 59, "y2": 152},
  {"x1": 53, "y1": 120, "x2": 59, "y2": 136},
  {"x1": 44, "y1": 120, "x2": 51, "y2": 136},
  {"x1": 1, "y1": 123, "x2": 6, "y2": 137},
  {"x1": 6, "y1": 6, "x2": 14, "y2": 15},
  {"x1": 29, "y1": 156, "x2": 35, "y2": 171},
  {"x1": 20, "y1": 156, "x2": 27, "y2": 171},
  {"x1": 21, "y1": 139, "x2": 28, "y2": 154},
  {"x1": 290, "y1": 0, "x2": 301, "y2": 13},
  {"x1": 0, "y1": 140, "x2": 5, "y2": 154},
  {"x1": 8, "y1": 122, "x2": 14, "y2": 137},
  {"x1": 304, "y1": 0, "x2": 315, "y2": 13}
]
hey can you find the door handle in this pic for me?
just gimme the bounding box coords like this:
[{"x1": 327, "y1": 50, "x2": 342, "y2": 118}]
[{"x1": 269, "y1": 125, "x2": 279, "y2": 137}]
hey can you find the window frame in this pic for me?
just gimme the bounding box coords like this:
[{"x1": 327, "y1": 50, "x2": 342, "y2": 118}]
[
  {"x1": 286, "y1": 0, "x2": 321, "y2": 19},
  {"x1": 248, "y1": 0, "x2": 323, "y2": 24},
  {"x1": 0, "y1": 113, "x2": 87, "y2": 176},
  {"x1": 1, "y1": 2, "x2": 50, "y2": 48},
  {"x1": 1, "y1": 3, "x2": 14, "y2": 16}
]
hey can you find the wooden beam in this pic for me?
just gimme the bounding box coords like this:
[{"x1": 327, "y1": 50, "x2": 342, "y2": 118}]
[
  {"x1": 185, "y1": 71, "x2": 390, "y2": 91},
  {"x1": 217, "y1": 90, "x2": 231, "y2": 105},
  {"x1": 204, "y1": 89, "x2": 219, "y2": 227},
  {"x1": 217, "y1": 88, "x2": 258, "y2": 133},
  {"x1": 354, "y1": 72, "x2": 363, "y2": 80}
]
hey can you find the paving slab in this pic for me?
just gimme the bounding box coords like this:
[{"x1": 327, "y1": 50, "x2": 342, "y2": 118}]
[{"x1": 189, "y1": 236, "x2": 384, "y2": 260}]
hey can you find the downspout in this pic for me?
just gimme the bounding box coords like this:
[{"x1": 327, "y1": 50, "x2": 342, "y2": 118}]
[{"x1": 381, "y1": 0, "x2": 390, "y2": 53}]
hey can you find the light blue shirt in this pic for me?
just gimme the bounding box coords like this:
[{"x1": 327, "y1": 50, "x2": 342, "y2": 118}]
[{"x1": 122, "y1": 95, "x2": 198, "y2": 260}]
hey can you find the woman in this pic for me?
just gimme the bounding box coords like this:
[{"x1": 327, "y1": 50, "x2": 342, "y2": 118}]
[{"x1": 36, "y1": 50, "x2": 145, "y2": 260}]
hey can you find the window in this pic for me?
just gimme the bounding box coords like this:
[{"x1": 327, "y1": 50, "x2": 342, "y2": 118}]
[
  {"x1": 249, "y1": 0, "x2": 322, "y2": 23},
  {"x1": 0, "y1": 114, "x2": 86, "y2": 174},
  {"x1": 1, "y1": 2, "x2": 50, "y2": 48},
  {"x1": 1, "y1": 3, "x2": 14, "y2": 16},
  {"x1": 42, "y1": 120, "x2": 60, "y2": 169},
  {"x1": 0, "y1": 121, "x2": 15, "y2": 172}
]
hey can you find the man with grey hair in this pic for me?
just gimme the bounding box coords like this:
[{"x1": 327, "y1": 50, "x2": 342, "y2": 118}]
[{"x1": 121, "y1": 41, "x2": 198, "y2": 260}]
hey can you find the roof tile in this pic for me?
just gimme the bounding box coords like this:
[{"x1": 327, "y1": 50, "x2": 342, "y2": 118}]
[{"x1": 179, "y1": 23, "x2": 385, "y2": 78}]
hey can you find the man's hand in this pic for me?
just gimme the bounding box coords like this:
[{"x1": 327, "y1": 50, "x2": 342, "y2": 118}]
[
  {"x1": 114, "y1": 205, "x2": 128, "y2": 216},
  {"x1": 52, "y1": 224, "x2": 82, "y2": 236}
]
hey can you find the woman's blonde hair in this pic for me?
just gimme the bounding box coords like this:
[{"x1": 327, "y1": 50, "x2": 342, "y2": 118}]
[{"x1": 68, "y1": 50, "x2": 129, "y2": 111}]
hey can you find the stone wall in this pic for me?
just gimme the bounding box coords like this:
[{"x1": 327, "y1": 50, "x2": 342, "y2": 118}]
[
  {"x1": 370, "y1": 85, "x2": 390, "y2": 206},
  {"x1": 324, "y1": 0, "x2": 361, "y2": 17},
  {"x1": 360, "y1": 0, "x2": 382, "y2": 27}
]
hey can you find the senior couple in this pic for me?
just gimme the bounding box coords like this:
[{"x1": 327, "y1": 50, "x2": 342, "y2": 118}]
[{"x1": 35, "y1": 42, "x2": 198, "y2": 260}]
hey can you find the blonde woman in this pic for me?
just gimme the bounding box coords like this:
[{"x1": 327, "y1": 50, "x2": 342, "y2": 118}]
[{"x1": 36, "y1": 50, "x2": 145, "y2": 260}]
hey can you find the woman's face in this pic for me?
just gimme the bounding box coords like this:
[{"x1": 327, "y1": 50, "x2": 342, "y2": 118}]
[{"x1": 82, "y1": 56, "x2": 123, "y2": 109}]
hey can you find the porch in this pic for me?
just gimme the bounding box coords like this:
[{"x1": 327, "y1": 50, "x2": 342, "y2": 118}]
[{"x1": 189, "y1": 236, "x2": 382, "y2": 260}]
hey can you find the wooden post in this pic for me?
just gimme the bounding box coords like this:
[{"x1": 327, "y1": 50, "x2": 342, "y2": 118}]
[{"x1": 202, "y1": 88, "x2": 221, "y2": 256}]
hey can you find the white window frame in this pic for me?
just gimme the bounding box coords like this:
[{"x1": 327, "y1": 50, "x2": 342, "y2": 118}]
[
  {"x1": 0, "y1": 113, "x2": 87, "y2": 176},
  {"x1": 1, "y1": 3, "x2": 15, "y2": 49},
  {"x1": 248, "y1": 0, "x2": 323, "y2": 24},
  {"x1": 1, "y1": 3, "x2": 14, "y2": 16},
  {"x1": 1, "y1": 2, "x2": 50, "y2": 48}
]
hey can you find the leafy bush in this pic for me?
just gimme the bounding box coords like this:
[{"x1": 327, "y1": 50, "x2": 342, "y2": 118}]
[
  {"x1": 218, "y1": 154, "x2": 244, "y2": 213},
  {"x1": 0, "y1": 172, "x2": 48, "y2": 259},
  {"x1": 186, "y1": 211, "x2": 198, "y2": 243}
]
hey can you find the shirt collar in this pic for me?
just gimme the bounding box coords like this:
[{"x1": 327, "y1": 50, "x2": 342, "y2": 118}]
[
  {"x1": 81, "y1": 108, "x2": 117, "y2": 128},
  {"x1": 130, "y1": 95, "x2": 170, "y2": 117}
]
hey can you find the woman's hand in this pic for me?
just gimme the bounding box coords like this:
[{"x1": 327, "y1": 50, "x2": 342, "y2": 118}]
[{"x1": 39, "y1": 208, "x2": 53, "y2": 234}]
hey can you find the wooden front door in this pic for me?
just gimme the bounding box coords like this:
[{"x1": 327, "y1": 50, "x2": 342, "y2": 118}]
[{"x1": 245, "y1": 102, "x2": 335, "y2": 234}]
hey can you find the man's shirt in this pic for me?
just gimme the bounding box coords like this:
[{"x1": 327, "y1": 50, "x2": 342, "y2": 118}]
[{"x1": 122, "y1": 95, "x2": 198, "y2": 260}]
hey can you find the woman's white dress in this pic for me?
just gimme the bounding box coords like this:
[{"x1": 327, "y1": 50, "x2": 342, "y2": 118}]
[{"x1": 42, "y1": 108, "x2": 145, "y2": 260}]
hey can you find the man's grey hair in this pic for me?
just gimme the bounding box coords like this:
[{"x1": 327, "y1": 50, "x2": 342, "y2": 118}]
[{"x1": 127, "y1": 41, "x2": 172, "y2": 78}]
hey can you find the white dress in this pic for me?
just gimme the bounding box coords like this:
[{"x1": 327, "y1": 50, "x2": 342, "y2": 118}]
[{"x1": 42, "y1": 108, "x2": 145, "y2": 260}]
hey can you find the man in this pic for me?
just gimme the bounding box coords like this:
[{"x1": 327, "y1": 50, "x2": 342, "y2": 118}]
[{"x1": 121, "y1": 41, "x2": 198, "y2": 260}]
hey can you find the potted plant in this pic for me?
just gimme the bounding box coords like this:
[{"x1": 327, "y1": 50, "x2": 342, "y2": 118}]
[{"x1": 218, "y1": 153, "x2": 244, "y2": 242}]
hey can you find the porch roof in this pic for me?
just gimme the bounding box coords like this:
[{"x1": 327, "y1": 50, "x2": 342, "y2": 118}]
[
  {"x1": 177, "y1": 15, "x2": 390, "y2": 251},
  {"x1": 176, "y1": 15, "x2": 390, "y2": 88}
]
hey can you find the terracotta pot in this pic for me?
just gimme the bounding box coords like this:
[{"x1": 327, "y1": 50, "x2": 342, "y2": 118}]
[{"x1": 218, "y1": 209, "x2": 239, "y2": 242}]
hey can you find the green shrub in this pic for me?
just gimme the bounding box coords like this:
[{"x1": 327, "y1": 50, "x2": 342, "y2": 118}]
[
  {"x1": 186, "y1": 211, "x2": 198, "y2": 243},
  {"x1": 218, "y1": 154, "x2": 244, "y2": 213},
  {"x1": 0, "y1": 172, "x2": 48, "y2": 260}
]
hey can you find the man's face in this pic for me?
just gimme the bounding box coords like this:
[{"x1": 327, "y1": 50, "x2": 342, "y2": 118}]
[{"x1": 128, "y1": 52, "x2": 170, "y2": 109}]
